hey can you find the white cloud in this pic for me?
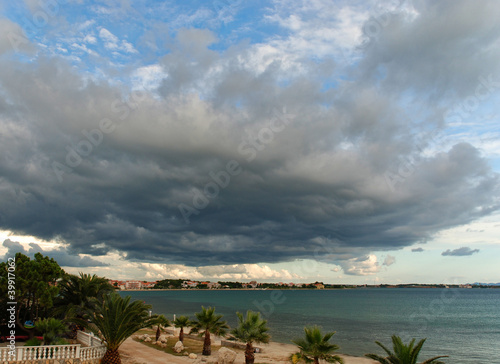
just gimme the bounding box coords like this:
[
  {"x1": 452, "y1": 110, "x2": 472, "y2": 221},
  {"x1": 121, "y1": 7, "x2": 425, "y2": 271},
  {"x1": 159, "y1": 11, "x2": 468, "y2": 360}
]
[
  {"x1": 121, "y1": 40, "x2": 137, "y2": 54},
  {"x1": 131, "y1": 64, "x2": 167, "y2": 91},
  {"x1": 83, "y1": 35, "x2": 97, "y2": 44},
  {"x1": 99, "y1": 28, "x2": 137, "y2": 54},
  {"x1": 136, "y1": 263, "x2": 300, "y2": 281},
  {"x1": 70, "y1": 42, "x2": 96, "y2": 56},
  {"x1": 340, "y1": 254, "x2": 380, "y2": 276},
  {"x1": 78, "y1": 20, "x2": 96, "y2": 31},
  {"x1": 140, "y1": 263, "x2": 204, "y2": 280},
  {"x1": 99, "y1": 28, "x2": 119, "y2": 50}
]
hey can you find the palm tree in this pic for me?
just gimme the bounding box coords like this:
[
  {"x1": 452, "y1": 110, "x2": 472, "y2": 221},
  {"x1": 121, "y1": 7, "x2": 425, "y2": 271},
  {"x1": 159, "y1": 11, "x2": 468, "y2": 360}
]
[
  {"x1": 55, "y1": 273, "x2": 115, "y2": 339},
  {"x1": 292, "y1": 326, "x2": 344, "y2": 364},
  {"x1": 173, "y1": 315, "x2": 191, "y2": 342},
  {"x1": 54, "y1": 273, "x2": 114, "y2": 318},
  {"x1": 231, "y1": 310, "x2": 270, "y2": 364},
  {"x1": 155, "y1": 315, "x2": 171, "y2": 342},
  {"x1": 35, "y1": 318, "x2": 67, "y2": 345},
  {"x1": 365, "y1": 335, "x2": 448, "y2": 364},
  {"x1": 79, "y1": 292, "x2": 163, "y2": 364},
  {"x1": 191, "y1": 306, "x2": 229, "y2": 356}
]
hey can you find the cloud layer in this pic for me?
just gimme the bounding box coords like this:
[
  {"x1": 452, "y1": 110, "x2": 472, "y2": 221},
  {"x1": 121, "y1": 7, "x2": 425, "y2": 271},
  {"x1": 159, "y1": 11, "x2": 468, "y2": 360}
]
[
  {"x1": 1, "y1": 240, "x2": 108, "y2": 267},
  {"x1": 0, "y1": 0, "x2": 499, "y2": 272}
]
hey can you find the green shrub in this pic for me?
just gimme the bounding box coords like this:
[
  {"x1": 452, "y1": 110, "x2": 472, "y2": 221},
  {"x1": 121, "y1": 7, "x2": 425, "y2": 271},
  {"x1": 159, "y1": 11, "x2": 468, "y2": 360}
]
[{"x1": 25, "y1": 338, "x2": 42, "y2": 346}]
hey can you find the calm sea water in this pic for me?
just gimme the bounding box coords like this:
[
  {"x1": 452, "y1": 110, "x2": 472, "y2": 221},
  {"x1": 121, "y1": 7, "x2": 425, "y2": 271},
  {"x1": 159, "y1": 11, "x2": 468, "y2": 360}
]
[{"x1": 119, "y1": 288, "x2": 500, "y2": 363}]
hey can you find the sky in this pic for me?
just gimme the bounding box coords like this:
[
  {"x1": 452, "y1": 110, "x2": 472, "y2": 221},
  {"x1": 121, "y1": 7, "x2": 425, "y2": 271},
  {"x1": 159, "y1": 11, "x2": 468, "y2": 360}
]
[{"x1": 0, "y1": 0, "x2": 499, "y2": 284}]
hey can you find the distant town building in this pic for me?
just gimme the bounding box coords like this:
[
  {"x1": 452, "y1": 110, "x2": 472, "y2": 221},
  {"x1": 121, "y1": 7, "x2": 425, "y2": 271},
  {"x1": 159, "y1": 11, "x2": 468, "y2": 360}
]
[
  {"x1": 182, "y1": 280, "x2": 199, "y2": 288},
  {"x1": 142, "y1": 281, "x2": 157, "y2": 289},
  {"x1": 125, "y1": 280, "x2": 142, "y2": 290},
  {"x1": 207, "y1": 282, "x2": 221, "y2": 289}
]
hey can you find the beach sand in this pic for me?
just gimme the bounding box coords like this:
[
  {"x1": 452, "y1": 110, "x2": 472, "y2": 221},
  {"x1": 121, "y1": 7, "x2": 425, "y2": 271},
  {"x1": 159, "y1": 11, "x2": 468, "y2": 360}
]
[{"x1": 119, "y1": 332, "x2": 377, "y2": 364}]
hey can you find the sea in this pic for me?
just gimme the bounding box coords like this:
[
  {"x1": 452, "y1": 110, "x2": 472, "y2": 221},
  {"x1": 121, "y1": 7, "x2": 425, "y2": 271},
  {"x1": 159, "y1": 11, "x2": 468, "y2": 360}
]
[{"x1": 118, "y1": 288, "x2": 500, "y2": 363}]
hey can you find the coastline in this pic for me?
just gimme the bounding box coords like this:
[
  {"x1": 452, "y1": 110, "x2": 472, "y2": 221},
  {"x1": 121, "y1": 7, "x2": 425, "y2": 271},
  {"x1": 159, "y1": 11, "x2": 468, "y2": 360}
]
[{"x1": 119, "y1": 287, "x2": 350, "y2": 292}]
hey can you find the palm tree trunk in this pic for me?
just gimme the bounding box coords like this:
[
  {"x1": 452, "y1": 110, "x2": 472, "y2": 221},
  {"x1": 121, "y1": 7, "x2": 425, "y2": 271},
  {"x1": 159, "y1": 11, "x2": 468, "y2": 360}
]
[
  {"x1": 179, "y1": 327, "x2": 184, "y2": 342},
  {"x1": 202, "y1": 329, "x2": 211, "y2": 356},
  {"x1": 245, "y1": 342, "x2": 255, "y2": 364},
  {"x1": 156, "y1": 325, "x2": 161, "y2": 341},
  {"x1": 313, "y1": 357, "x2": 319, "y2": 364},
  {"x1": 102, "y1": 348, "x2": 121, "y2": 364}
]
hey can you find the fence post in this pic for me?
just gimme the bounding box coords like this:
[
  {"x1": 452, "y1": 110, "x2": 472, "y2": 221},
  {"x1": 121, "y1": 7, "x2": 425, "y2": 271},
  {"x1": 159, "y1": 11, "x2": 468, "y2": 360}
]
[{"x1": 17, "y1": 347, "x2": 24, "y2": 360}]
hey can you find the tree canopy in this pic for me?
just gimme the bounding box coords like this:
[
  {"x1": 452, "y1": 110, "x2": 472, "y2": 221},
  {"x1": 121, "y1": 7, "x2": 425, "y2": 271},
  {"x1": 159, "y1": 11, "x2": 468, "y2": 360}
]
[{"x1": 0, "y1": 252, "x2": 64, "y2": 337}]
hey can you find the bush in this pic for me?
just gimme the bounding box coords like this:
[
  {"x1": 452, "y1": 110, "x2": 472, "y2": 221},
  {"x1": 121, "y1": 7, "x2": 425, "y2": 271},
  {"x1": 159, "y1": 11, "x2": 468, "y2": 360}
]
[
  {"x1": 35, "y1": 317, "x2": 67, "y2": 345},
  {"x1": 25, "y1": 338, "x2": 42, "y2": 346}
]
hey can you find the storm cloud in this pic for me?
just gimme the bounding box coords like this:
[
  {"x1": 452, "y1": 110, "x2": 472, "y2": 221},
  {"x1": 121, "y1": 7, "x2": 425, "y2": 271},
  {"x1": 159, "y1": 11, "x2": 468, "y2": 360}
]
[
  {"x1": 0, "y1": 0, "x2": 499, "y2": 269},
  {"x1": 1, "y1": 240, "x2": 108, "y2": 267}
]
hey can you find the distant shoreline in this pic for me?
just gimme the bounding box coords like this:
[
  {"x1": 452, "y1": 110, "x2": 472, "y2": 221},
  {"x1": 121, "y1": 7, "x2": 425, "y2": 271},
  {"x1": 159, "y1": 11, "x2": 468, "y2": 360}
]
[
  {"x1": 120, "y1": 287, "x2": 352, "y2": 292},
  {"x1": 119, "y1": 286, "x2": 500, "y2": 292}
]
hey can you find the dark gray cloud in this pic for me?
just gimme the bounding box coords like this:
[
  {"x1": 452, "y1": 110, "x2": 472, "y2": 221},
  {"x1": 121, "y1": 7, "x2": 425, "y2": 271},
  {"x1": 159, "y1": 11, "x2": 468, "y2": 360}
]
[
  {"x1": 1, "y1": 239, "x2": 108, "y2": 267},
  {"x1": 411, "y1": 247, "x2": 424, "y2": 252},
  {"x1": 0, "y1": 0, "x2": 499, "y2": 268},
  {"x1": 359, "y1": 0, "x2": 500, "y2": 99},
  {"x1": 442, "y1": 247, "x2": 480, "y2": 256}
]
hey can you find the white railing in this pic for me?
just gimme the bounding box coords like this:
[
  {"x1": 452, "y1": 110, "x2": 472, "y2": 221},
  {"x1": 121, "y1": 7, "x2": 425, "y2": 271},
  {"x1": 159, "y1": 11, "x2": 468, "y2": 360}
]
[
  {"x1": 17, "y1": 345, "x2": 80, "y2": 360},
  {"x1": 77, "y1": 330, "x2": 103, "y2": 347},
  {"x1": 80, "y1": 345, "x2": 107, "y2": 360},
  {"x1": 0, "y1": 347, "x2": 14, "y2": 362},
  {"x1": 3, "y1": 331, "x2": 106, "y2": 361}
]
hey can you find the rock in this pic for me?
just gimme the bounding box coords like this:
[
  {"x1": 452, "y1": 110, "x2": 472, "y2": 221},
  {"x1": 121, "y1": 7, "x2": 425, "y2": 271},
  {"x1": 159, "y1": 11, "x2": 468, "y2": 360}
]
[
  {"x1": 144, "y1": 337, "x2": 152, "y2": 343},
  {"x1": 183, "y1": 351, "x2": 190, "y2": 356},
  {"x1": 205, "y1": 356, "x2": 218, "y2": 364},
  {"x1": 189, "y1": 353, "x2": 198, "y2": 359},
  {"x1": 159, "y1": 335, "x2": 169, "y2": 343},
  {"x1": 218, "y1": 347, "x2": 237, "y2": 364},
  {"x1": 173, "y1": 340, "x2": 185, "y2": 353}
]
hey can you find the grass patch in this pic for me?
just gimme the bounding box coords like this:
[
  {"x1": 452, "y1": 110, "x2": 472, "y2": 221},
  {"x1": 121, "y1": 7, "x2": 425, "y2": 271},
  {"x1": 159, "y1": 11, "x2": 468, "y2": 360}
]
[{"x1": 133, "y1": 334, "x2": 221, "y2": 356}]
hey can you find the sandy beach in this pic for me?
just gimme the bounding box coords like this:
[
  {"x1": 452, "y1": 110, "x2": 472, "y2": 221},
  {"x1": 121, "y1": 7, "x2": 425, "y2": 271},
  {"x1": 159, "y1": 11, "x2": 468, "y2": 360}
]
[{"x1": 119, "y1": 330, "x2": 377, "y2": 364}]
